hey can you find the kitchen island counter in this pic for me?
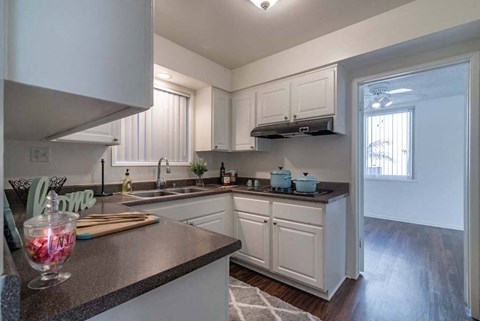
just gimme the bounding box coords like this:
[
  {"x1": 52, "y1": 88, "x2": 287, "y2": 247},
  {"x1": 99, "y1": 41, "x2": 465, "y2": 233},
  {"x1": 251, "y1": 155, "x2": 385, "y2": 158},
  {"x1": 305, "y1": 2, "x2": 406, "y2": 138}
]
[{"x1": 10, "y1": 197, "x2": 241, "y2": 321}]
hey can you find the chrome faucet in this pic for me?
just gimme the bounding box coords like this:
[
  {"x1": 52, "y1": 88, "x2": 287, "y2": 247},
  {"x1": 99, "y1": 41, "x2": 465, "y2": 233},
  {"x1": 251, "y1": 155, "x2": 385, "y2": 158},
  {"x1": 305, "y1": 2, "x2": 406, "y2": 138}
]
[{"x1": 156, "y1": 157, "x2": 171, "y2": 189}]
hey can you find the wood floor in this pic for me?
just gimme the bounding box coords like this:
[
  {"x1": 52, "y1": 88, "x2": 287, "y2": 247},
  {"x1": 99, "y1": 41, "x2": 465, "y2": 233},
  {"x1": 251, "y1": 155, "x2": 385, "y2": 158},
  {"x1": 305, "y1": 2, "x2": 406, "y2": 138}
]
[{"x1": 230, "y1": 217, "x2": 471, "y2": 321}]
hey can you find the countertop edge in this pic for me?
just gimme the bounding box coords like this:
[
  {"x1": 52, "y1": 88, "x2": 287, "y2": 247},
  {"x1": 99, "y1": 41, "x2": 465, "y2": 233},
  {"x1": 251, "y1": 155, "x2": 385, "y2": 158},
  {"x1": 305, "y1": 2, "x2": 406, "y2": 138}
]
[
  {"x1": 50, "y1": 239, "x2": 241, "y2": 321},
  {"x1": 1, "y1": 240, "x2": 21, "y2": 321}
]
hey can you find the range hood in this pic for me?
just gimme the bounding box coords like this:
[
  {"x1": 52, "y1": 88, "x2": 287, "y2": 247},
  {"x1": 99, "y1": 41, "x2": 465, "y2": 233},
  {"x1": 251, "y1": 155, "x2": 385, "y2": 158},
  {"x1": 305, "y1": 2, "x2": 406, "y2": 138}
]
[{"x1": 251, "y1": 117, "x2": 335, "y2": 139}]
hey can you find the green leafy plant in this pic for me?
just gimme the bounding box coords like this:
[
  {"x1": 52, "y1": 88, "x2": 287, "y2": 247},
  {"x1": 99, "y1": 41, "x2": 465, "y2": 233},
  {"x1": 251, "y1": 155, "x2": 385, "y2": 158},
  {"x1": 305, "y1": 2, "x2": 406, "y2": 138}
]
[{"x1": 189, "y1": 158, "x2": 208, "y2": 176}]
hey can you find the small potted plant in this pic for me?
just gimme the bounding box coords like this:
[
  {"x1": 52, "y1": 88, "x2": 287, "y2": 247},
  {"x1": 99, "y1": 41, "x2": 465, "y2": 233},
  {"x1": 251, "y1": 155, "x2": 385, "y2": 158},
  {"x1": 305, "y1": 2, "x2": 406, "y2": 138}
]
[{"x1": 189, "y1": 158, "x2": 208, "y2": 186}]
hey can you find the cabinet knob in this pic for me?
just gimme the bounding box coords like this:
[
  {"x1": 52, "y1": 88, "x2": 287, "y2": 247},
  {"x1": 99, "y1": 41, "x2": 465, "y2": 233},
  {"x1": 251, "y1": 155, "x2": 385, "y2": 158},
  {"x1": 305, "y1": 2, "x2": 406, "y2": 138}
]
[
  {"x1": 273, "y1": 222, "x2": 277, "y2": 225},
  {"x1": 284, "y1": 115, "x2": 288, "y2": 120},
  {"x1": 113, "y1": 138, "x2": 119, "y2": 142},
  {"x1": 293, "y1": 114, "x2": 297, "y2": 119},
  {"x1": 250, "y1": 146, "x2": 254, "y2": 149},
  {"x1": 264, "y1": 220, "x2": 268, "y2": 223},
  {"x1": 214, "y1": 145, "x2": 218, "y2": 149}
]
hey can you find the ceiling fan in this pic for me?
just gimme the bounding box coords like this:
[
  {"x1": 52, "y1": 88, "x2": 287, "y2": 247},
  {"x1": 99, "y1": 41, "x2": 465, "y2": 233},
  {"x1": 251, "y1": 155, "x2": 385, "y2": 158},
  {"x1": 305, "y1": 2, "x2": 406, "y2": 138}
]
[{"x1": 366, "y1": 82, "x2": 413, "y2": 109}]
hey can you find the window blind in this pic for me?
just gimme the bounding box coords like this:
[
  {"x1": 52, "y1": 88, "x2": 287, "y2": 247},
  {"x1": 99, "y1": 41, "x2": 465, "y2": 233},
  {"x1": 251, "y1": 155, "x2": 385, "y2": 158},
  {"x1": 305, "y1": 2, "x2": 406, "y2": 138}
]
[
  {"x1": 115, "y1": 89, "x2": 189, "y2": 164},
  {"x1": 365, "y1": 108, "x2": 413, "y2": 179}
]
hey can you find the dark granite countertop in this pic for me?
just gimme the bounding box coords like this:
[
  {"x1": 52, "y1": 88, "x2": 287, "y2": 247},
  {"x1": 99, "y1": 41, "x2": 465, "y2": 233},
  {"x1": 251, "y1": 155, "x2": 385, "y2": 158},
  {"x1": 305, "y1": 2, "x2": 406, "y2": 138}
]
[
  {"x1": 10, "y1": 198, "x2": 241, "y2": 321},
  {"x1": 8, "y1": 180, "x2": 347, "y2": 320}
]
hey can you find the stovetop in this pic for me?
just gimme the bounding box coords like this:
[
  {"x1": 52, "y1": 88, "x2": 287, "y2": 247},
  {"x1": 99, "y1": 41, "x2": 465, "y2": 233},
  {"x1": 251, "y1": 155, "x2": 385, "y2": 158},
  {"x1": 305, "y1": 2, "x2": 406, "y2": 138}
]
[{"x1": 253, "y1": 186, "x2": 333, "y2": 197}]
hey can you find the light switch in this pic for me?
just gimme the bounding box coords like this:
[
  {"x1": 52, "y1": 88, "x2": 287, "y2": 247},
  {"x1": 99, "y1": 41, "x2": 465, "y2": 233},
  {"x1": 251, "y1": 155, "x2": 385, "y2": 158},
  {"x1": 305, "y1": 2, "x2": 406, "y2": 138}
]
[{"x1": 30, "y1": 147, "x2": 50, "y2": 162}]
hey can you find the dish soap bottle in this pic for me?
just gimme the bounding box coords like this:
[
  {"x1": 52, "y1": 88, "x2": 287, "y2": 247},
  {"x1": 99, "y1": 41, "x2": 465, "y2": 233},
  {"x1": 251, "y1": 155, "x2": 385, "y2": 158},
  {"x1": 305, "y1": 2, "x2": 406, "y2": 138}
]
[{"x1": 122, "y1": 169, "x2": 132, "y2": 194}]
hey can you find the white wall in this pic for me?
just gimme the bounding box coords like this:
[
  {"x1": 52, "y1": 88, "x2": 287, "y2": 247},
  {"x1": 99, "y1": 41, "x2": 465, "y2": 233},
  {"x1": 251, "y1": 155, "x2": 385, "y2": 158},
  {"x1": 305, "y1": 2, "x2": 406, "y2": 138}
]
[
  {"x1": 226, "y1": 134, "x2": 350, "y2": 182},
  {"x1": 154, "y1": 34, "x2": 231, "y2": 92},
  {"x1": 3, "y1": 138, "x2": 224, "y2": 187},
  {"x1": 364, "y1": 96, "x2": 465, "y2": 230},
  {"x1": 232, "y1": 0, "x2": 480, "y2": 90}
]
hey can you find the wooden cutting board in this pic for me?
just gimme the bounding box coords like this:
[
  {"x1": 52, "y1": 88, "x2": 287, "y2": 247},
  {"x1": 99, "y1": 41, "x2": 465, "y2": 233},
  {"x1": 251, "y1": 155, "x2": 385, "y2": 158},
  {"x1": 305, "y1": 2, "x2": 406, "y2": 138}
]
[{"x1": 76, "y1": 214, "x2": 160, "y2": 240}]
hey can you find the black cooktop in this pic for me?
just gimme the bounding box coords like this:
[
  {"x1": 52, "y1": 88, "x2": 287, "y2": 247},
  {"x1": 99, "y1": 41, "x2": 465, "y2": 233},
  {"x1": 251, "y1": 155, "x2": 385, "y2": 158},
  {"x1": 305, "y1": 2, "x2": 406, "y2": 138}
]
[{"x1": 253, "y1": 186, "x2": 333, "y2": 197}]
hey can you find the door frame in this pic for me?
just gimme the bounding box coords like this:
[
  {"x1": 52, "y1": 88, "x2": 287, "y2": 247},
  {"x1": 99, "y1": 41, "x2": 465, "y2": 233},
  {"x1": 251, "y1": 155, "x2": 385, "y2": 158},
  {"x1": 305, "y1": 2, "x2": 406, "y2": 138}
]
[{"x1": 351, "y1": 52, "x2": 480, "y2": 317}]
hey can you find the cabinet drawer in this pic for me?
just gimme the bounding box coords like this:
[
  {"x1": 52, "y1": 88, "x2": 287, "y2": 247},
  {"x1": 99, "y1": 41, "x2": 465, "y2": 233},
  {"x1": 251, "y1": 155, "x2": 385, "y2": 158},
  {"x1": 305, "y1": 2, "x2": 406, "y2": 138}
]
[
  {"x1": 273, "y1": 202, "x2": 324, "y2": 226},
  {"x1": 132, "y1": 195, "x2": 227, "y2": 222},
  {"x1": 233, "y1": 197, "x2": 270, "y2": 216}
]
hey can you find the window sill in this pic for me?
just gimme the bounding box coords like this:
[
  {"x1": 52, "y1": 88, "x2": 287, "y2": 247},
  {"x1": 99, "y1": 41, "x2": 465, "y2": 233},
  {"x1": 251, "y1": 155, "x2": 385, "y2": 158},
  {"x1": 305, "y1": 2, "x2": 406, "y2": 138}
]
[
  {"x1": 112, "y1": 161, "x2": 191, "y2": 167},
  {"x1": 364, "y1": 177, "x2": 417, "y2": 183}
]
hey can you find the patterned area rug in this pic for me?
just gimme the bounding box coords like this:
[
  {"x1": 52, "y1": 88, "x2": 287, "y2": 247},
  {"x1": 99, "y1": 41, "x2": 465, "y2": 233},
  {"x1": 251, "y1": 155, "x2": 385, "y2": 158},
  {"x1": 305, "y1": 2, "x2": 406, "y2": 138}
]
[{"x1": 229, "y1": 277, "x2": 321, "y2": 321}]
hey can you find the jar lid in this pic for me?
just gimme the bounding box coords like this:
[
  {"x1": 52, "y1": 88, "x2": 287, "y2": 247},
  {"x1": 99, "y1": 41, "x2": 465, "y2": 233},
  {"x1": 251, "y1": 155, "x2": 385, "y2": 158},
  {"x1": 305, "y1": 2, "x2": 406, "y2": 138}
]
[
  {"x1": 295, "y1": 172, "x2": 318, "y2": 182},
  {"x1": 24, "y1": 211, "x2": 79, "y2": 228},
  {"x1": 271, "y1": 167, "x2": 291, "y2": 175},
  {"x1": 24, "y1": 190, "x2": 79, "y2": 228}
]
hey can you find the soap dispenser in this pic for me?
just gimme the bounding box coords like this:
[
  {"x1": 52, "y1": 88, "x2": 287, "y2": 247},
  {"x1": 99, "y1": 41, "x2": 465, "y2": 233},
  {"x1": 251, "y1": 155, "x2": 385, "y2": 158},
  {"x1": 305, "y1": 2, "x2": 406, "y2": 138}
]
[{"x1": 122, "y1": 169, "x2": 132, "y2": 194}]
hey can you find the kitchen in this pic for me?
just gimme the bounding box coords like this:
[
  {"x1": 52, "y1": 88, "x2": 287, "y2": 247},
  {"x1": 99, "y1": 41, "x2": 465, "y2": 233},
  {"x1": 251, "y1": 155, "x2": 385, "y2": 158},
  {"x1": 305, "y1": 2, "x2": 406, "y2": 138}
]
[{"x1": 1, "y1": 0, "x2": 480, "y2": 321}]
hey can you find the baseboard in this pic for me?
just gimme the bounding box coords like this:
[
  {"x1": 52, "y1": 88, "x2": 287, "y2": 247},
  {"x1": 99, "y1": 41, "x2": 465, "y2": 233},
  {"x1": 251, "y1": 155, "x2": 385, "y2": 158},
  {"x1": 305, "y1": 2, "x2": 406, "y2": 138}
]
[{"x1": 364, "y1": 212, "x2": 464, "y2": 231}]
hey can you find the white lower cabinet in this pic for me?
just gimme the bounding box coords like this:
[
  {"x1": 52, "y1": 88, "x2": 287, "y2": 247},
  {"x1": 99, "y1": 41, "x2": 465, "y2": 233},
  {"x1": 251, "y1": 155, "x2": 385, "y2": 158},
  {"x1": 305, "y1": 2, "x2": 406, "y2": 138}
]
[
  {"x1": 131, "y1": 195, "x2": 233, "y2": 237},
  {"x1": 272, "y1": 219, "x2": 324, "y2": 289},
  {"x1": 188, "y1": 212, "x2": 227, "y2": 235},
  {"x1": 232, "y1": 194, "x2": 346, "y2": 300},
  {"x1": 233, "y1": 211, "x2": 270, "y2": 269}
]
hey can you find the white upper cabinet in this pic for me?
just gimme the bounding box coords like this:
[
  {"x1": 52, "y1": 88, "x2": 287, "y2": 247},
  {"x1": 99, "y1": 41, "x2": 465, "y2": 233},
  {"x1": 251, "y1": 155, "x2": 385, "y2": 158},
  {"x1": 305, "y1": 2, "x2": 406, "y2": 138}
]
[
  {"x1": 5, "y1": 0, "x2": 153, "y2": 140},
  {"x1": 232, "y1": 91, "x2": 255, "y2": 151},
  {"x1": 212, "y1": 89, "x2": 231, "y2": 151},
  {"x1": 256, "y1": 80, "x2": 291, "y2": 126},
  {"x1": 291, "y1": 68, "x2": 335, "y2": 120},
  {"x1": 54, "y1": 122, "x2": 120, "y2": 146},
  {"x1": 195, "y1": 87, "x2": 231, "y2": 152},
  {"x1": 253, "y1": 65, "x2": 346, "y2": 134}
]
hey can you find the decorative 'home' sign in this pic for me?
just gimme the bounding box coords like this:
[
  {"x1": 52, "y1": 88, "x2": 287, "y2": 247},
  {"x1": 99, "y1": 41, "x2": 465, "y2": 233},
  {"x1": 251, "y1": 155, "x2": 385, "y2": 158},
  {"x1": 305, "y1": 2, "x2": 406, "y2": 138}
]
[{"x1": 26, "y1": 177, "x2": 97, "y2": 219}]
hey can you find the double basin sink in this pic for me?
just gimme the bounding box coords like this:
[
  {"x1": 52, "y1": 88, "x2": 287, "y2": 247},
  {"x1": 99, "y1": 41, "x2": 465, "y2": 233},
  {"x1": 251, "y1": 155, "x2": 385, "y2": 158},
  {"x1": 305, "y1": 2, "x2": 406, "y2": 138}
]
[{"x1": 129, "y1": 187, "x2": 209, "y2": 199}]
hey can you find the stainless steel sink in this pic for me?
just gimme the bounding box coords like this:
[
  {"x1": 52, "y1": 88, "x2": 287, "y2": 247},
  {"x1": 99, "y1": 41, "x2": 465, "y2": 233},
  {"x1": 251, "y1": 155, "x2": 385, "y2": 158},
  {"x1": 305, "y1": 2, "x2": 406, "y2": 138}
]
[
  {"x1": 129, "y1": 186, "x2": 208, "y2": 198},
  {"x1": 129, "y1": 190, "x2": 176, "y2": 198},
  {"x1": 166, "y1": 187, "x2": 208, "y2": 194}
]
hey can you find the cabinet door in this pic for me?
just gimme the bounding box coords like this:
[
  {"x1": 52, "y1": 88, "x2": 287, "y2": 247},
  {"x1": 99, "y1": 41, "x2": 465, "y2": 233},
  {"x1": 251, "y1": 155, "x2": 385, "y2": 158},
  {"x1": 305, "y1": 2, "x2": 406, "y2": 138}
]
[
  {"x1": 189, "y1": 212, "x2": 229, "y2": 236},
  {"x1": 232, "y1": 91, "x2": 256, "y2": 151},
  {"x1": 54, "y1": 121, "x2": 120, "y2": 145},
  {"x1": 256, "y1": 80, "x2": 290, "y2": 126},
  {"x1": 233, "y1": 211, "x2": 270, "y2": 269},
  {"x1": 212, "y1": 89, "x2": 231, "y2": 151},
  {"x1": 272, "y1": 219, "x2": 324, "y2": 289},
  {"x1": 291, "y1": 68, "x2": 335, "y2": 120}
]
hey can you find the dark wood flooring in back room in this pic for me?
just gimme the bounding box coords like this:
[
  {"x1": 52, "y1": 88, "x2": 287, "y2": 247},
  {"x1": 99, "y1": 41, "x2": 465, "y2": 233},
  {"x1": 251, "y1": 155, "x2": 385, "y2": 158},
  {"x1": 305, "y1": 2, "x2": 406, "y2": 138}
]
[{"x1": 230, "y1": 217, "x2": 471, "y2": 321}]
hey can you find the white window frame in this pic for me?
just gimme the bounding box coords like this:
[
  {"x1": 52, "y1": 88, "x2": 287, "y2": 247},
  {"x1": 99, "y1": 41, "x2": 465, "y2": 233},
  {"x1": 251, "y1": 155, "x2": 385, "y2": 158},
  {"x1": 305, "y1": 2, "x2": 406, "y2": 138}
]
[
  {"x1": 364, "y1": 106, "x2": 414, "y2": 181},
  {"x1": 111, "y1": 82, "x2": 195, "y2": 167}
]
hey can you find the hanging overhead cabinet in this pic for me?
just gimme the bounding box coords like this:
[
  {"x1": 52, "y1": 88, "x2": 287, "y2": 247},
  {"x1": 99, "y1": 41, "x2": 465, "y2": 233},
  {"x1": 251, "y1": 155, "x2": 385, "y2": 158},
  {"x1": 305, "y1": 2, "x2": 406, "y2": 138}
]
[{"x1": 4, "y1": 0, "x2": 153, "y2": 141}]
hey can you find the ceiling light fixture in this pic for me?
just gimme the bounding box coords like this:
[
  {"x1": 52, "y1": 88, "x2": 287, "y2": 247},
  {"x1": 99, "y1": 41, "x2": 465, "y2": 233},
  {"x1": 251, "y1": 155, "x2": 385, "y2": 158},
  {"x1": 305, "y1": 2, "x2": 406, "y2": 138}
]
[
  {"x1": 156, "y1": 72, "x2": 172, "y2": 80},
  {"x1": 383, "y1": 96, "x2": 393, "y2": 107},
  {"x1": 249, "y1": 0, "x2": 279, "y2": 10},
  {"x1": 371, "y1": 97, "x2": 381, "y2": 109}
]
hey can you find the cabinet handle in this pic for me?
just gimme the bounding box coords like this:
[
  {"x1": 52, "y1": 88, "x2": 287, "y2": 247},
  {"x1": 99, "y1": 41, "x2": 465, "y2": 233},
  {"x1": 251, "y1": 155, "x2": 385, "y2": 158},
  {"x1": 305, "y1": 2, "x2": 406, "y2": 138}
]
[
  {"x1": 273, "y1": 222, "x2": 277, "y2": 225},
  {"x1": 113, "y1": 138, "x2": 119, "y2": 142},
  {"x1": 293, "y1": 114, "x2": 297, "y2": 119},
  {"x1": 284, "y1": 115, "x2": 288, "y2": 120},
  {"x1": 264, "y1": 220, "x2": 268, "y2": 223}
]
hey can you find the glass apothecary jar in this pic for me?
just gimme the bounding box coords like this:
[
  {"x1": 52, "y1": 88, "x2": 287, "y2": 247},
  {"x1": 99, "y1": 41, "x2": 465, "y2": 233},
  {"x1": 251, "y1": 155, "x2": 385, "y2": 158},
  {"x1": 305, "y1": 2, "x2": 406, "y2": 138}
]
[{"x1": 23, "y1": 191, "x2": 79, "y2": 289}]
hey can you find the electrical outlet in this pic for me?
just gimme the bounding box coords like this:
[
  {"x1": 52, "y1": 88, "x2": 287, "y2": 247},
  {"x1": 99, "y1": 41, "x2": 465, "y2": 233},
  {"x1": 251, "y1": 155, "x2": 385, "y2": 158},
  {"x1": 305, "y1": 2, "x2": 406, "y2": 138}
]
[{"x1": 30, "y1": 147, "x2": 50, "y2": 162}]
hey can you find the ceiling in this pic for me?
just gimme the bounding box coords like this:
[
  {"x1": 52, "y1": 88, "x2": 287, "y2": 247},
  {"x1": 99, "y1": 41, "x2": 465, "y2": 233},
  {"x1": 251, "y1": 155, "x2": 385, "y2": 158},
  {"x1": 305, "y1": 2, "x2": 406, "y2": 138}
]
[
  {"x1": 363, "y1": 62, "x2": 468, "y2": 109},
  {"x1": 154, "y1": 0, "x2": 414, "y2": 69}
]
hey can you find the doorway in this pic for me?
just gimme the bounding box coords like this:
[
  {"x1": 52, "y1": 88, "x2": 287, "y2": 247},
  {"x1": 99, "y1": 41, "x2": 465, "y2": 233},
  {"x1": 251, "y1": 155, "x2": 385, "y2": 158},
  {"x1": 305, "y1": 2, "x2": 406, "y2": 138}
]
[
  {"x1": 363, "y1": 62, "x2": 468, "y2": 320},
  {"x1": 352, "y1": 54, "x2": 480, "y2": 319}
]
